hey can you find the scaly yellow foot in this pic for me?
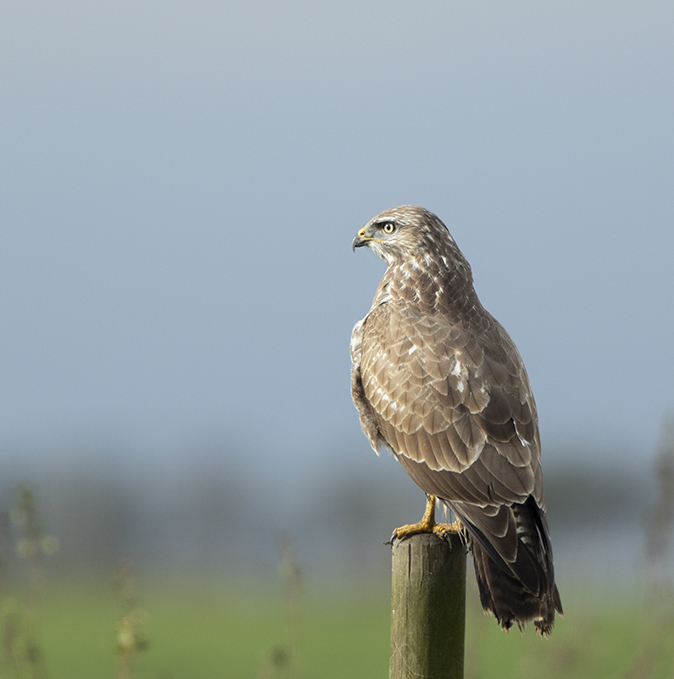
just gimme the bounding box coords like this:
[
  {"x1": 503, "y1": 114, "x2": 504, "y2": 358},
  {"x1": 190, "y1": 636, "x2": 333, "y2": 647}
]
[{"x1": 391, "y1": 494, "x2": 463, "y2": 542}]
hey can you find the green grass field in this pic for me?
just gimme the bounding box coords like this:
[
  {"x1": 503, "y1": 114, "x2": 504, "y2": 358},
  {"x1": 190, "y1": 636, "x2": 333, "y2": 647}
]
[{"x1": 7, "y1": 574, "x2": 671, "y2": 679}]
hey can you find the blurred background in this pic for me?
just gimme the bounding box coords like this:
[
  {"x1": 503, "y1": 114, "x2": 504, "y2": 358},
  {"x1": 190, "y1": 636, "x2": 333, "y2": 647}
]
[{"x1": 0, "y1": 1, "x2": 673, "y2": 676}]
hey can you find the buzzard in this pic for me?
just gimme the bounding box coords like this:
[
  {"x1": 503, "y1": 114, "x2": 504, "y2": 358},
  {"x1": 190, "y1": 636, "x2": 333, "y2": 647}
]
[{"x1": 350, "y1": 205, "x2": 562, "y2": 634}]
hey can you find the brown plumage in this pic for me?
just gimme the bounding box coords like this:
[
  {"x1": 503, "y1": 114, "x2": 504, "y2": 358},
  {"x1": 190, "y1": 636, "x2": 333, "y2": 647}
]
[{"x1": 350, "y1": 205, "x2": 562, "y2": 634}]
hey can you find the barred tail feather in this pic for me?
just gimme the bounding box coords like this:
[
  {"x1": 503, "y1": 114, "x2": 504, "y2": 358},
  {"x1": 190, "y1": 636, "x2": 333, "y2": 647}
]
[
  {"x1": 453, "y1": 497, "x2": 563, "y2": 636},
  {"x1": 471, "y1": 540, "x2": 561, "y2": 635}
]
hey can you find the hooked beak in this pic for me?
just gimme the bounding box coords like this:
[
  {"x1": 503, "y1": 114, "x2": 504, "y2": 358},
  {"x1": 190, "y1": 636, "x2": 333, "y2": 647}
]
[{"x1": 352, "y1": 227, "x2": 369, "y2": 252}]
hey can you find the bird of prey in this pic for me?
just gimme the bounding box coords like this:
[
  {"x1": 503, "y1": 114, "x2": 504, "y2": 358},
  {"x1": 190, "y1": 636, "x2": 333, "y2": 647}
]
[{"x1": 350, "y1": 205, "x2": 562, "y2": 635}]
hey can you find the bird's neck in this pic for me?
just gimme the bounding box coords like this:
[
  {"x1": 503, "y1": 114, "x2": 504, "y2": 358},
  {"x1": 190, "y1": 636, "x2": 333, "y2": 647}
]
[{"x1": 375, "y1": 258, "x2": 482, "y2": 322}]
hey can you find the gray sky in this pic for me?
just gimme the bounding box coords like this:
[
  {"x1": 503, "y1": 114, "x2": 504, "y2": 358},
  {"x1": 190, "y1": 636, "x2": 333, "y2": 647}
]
[{"x1": 1, "y1": 1, "x2": 673, "y2": 478}]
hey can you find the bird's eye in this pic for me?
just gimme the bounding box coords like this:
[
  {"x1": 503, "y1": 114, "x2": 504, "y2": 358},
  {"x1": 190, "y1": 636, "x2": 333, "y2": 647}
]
[{"x1": 382, "y1": 223, "x2": 396, "y2": 234}]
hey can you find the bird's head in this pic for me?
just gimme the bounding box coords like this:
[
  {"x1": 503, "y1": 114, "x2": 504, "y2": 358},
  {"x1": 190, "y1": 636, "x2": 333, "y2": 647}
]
[{"x1": 352, "y1": 205, "x2": 462, "y2": 269}]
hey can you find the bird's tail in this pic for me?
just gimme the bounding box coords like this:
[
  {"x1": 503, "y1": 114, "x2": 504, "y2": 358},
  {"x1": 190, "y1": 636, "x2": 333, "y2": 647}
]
[
  {"x1": 471, "y1": 540, "x2": 561, "y2": 635},
  {"x1": 452, "y1": 497, "x2": 563, "y2": 635}
]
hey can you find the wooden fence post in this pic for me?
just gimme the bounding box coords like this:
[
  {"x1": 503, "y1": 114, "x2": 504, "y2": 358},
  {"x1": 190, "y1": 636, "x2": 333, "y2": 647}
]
[{"x1": 389, "y1": 532, "x2": 467, "y2": 679}]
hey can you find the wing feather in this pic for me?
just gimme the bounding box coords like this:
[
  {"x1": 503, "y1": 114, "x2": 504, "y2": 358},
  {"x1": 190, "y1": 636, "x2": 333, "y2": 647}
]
[{"x1": 360, "y1": 304, "x2": 541, "y2": 487}]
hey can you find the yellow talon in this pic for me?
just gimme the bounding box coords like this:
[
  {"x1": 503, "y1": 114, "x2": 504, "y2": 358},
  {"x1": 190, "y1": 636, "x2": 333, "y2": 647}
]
[{"x1": 392, "y1": 495, "x2": 463, "y2": 541}]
